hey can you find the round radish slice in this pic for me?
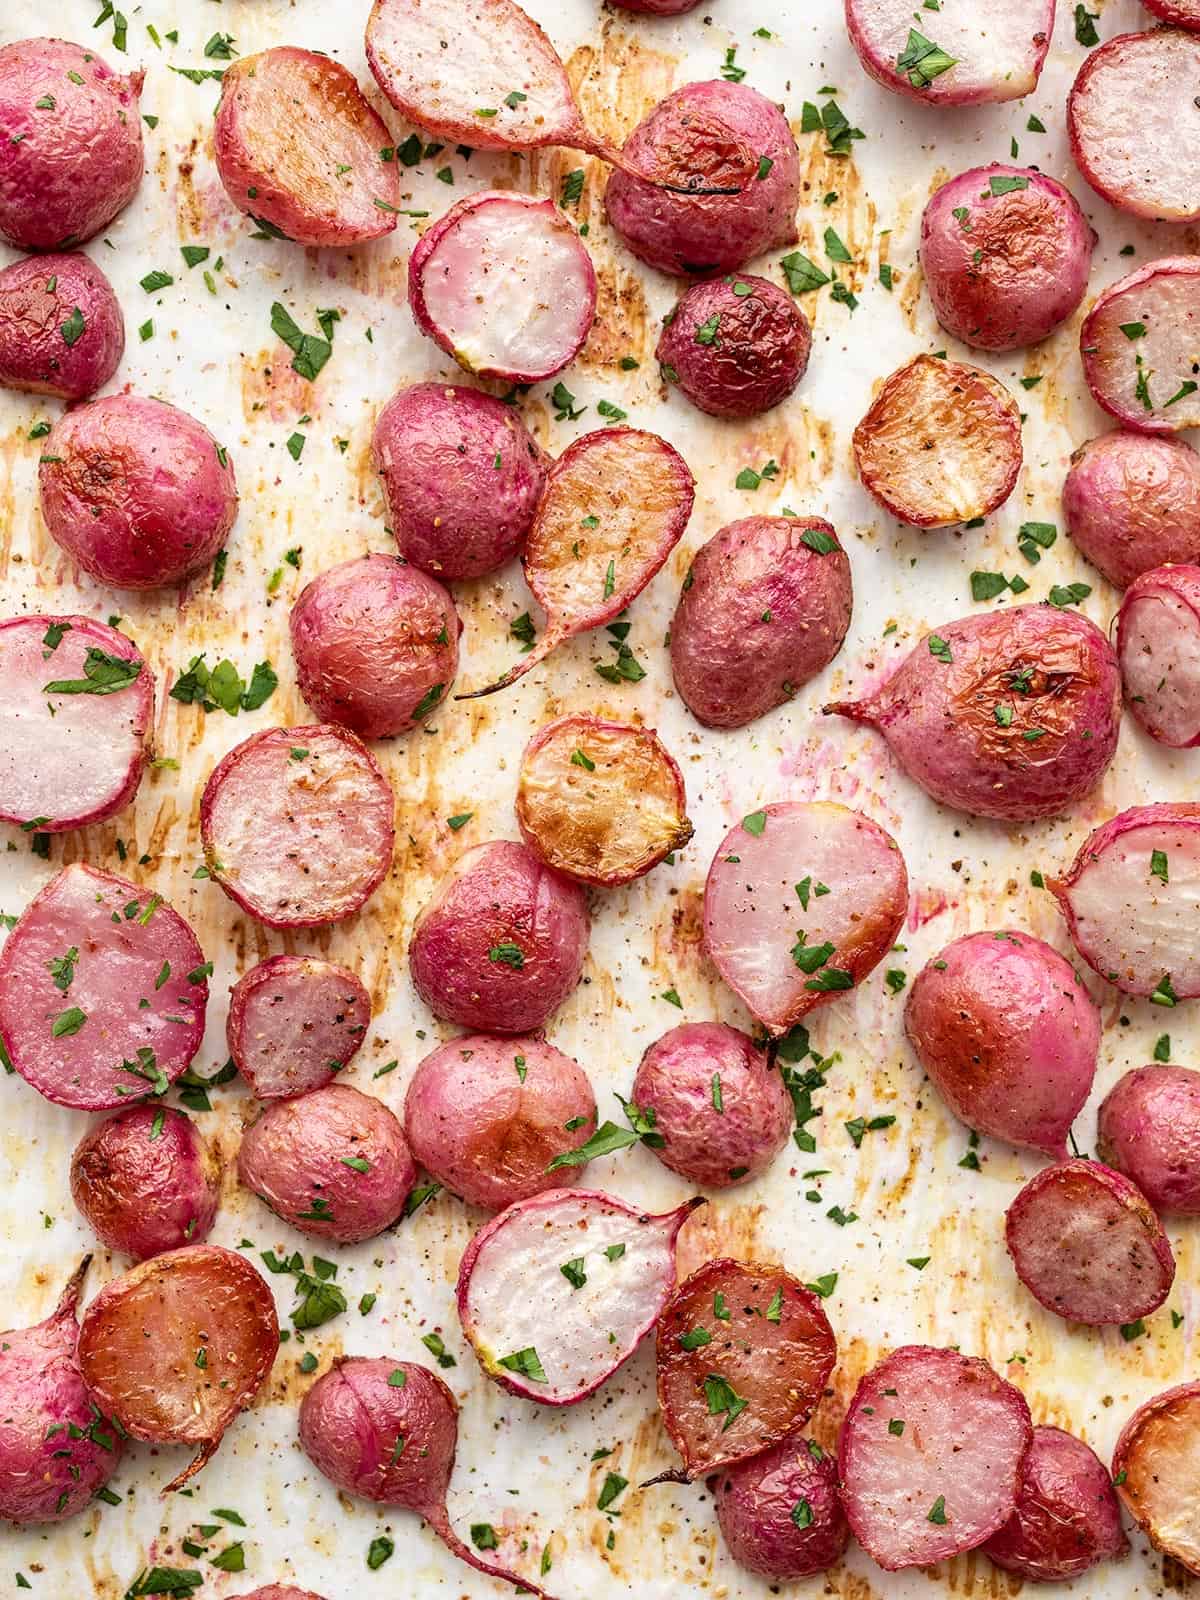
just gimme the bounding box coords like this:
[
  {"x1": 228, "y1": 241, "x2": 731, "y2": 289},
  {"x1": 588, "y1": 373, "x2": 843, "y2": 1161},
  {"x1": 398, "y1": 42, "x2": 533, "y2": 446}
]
[
  {"x1": 77, "y1": 1245, "x2": 278, "y2": 1493},
  {"x1": 408, "y1": 192, "x2": 596, "y2": 384},
  {"x1": 1081, "y1": 258, "x2": 1200, "y2": 433},
  {"x1": 0, "y1": 864, "x2": 208, "y2": 1112},
  {"x1": 227, "y1": 955, "x2": 371, "y2": 1100},
  {"x1": 1005, "y1": 1159, "x2": 1174, "y2": 1325},
  {"x1": 515, "y1": 715, "x2": 693, "y2": 887},
  {"x1": 852, "y1": 355, "x2": 1022, "y2": 527},
  {"x1": 703, "y1": 801, "x2": 908, "y2": 1036},
  {"x1": 840, "y1": 1345, "x2": 1033, "y2": 1571},
  {"x1": 1050, "y1": 803, "x2": 1200, "y2": 1001},
  {"x1": 1070, "y1": 32, "x2": 1200, "y2": 223},
  {"x1": 1143, "y1": 0, "x2": 1200, "y2": 24},
  {"x1": 655, "y1": 1259, "x2": 836, "y2": 1480},
  {"x1": 459, "y1": 428, "x2": 694, "y2": 697},
  {"x1": 845, "y1": 0, "x2": 1054, "y2": 105},
  {"x1": 214, "y1": 48, "x2": 399, "y2": 246},
  {"x1": 200, "y1": 725, "x2": 395, "y2": 928},
  {"x1": 981, "y1": 1425, "x2": 1128, "y2": 1582},
  {"x1": 1118, "y1": 564, "x2": 1200, "y2": 748},
  {"x1": 456, "y1": 1188, "x2": 702, "y2": 1406},
  {"x1": 0, "y1": 615, "x2": 152, "y2": 833},
  {"x1": 1113, "y1": 1382, "x2": 1200, "y2": 1573}
]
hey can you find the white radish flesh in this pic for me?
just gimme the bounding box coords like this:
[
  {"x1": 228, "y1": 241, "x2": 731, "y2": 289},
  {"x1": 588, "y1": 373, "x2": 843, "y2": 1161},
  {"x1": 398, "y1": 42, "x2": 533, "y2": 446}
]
[
  {"x1": 844, "y1": 0, "x2": 1054, "y2": 105},
  {"x1": 1081, "y1": 258, "x2": 1200, "y2": 433}
]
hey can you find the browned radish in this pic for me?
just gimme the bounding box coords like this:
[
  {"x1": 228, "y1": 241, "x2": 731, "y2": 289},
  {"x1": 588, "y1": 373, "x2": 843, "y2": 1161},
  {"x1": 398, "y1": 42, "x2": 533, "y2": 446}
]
[
  {"x1": 226, "y1": 955, "x2": 371, "y2": 1100},
  {"x1": 458, "y1": 429, "x2": 694, "y2": 697},
  {"x1": 982, "y1": 1426, "x2": 1128, "y2": 1582},
  {"x1": 1112, "y1": 1382, "x2": 1200, "y2": 1573},
  {"x1": 1081, "y1": 258, "x2": 1200, "y2": 433},
  {"x1": 845, "y1": 0, "x2": 1054, "y2": 105}
]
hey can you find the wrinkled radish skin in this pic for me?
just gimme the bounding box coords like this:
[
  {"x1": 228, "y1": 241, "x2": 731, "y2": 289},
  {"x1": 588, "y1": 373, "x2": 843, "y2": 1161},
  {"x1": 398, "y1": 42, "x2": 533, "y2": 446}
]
[
  {"x1": 0, "y1": 253, "x2": 124, "y2": 400},
  {"x1": 1113, "y1": 1382, "x2": 1200, "y2": 1573},
  {"x1": 611, "y1": 0, "x2": 705, "y2": 10},
  {"x1": 1143, "y1": 0, "x2": 1200, "y2": 23},
  {"x1": 1098, "y1": 1065, "x2": 1200, "y2": 1214},
  {"x1": 1081, "y1": 258, "x2": 1200, "y2": 433},
  {"x1": 1118, "y1": 564, "x2": 1200, "y2": 746},
  {"x1": 457, "y1": 1189, "x2": 701, "y2": 1404},
  {"x1": 715, "y1": 1438, "x2": 850, "y2": 1579},
  {"x1": 982, "y1": 1426, "x2": 1128, "y2": 1581},
  {"x1": 1051, "y1": 803, "x2": 1200, "y2": 998},
  {"x1": 844, "y1": 0, "x2": 1054, "y2": 104},
  {"x1": 1064, "y1": 432, "x2": 1200, "y2": 587},
  {"x1": 71, "y1": 1106, "x2": 220, "y2": 1261},
  {"x1": 657, "y1": 274, "x2": 812, "y2": 418},
  {"x1": 226, "y1": 955, "x2": 371, "y2": 1101},
  {"x1": 409, "y1": 192, "x2": 596, "y2": 382},
  {"x1": 236, "y1": 1590, "x2": 328, "y2": 1600}
]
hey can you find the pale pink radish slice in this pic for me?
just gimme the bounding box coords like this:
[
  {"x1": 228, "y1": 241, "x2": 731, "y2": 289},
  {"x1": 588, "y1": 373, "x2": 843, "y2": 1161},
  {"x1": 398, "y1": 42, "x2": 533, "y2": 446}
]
[
  {"x1": 456, "y1": 1188, "x2": 702, "y2": 1405},
  {"x1": 0, "y1": 864, "x2": 209, "y2": 1111},
  {"x1": 1118, "y1": 564, "x2": 1200, "y2": 747},
  {"x1": 1113, "y1": 1382, "x2": 1200, "y2": 1574},
  {"x1": 226, "y1": 954, "x2": 371, "y2": 1100},
  {"x1": 1005, "y1": 1159, "x2": 1175, "y2": 1325},
  {"x1": 840, "y1": 1345, "x2": 1033, "y2": 1571},
  {"x1": 200, "y1": 725, "x2": 395, "y2": 929},
  {"x1": 408, "y1": 192, "x2": 596, "y2": 383},
  {"x1": 1143, "y1": 0, "x2": 1200, "y2": 25},
  {"x1": 214, "y1": 48, "x2": 399, "y2": 246},
  {"x1": 458, "y1": 428, "x2": 694, "y2": 697},
  {"x1": 0, "y1": 615, "x2": 151, "y2": 833},
  {"x1": 1081, "y1": 258, "x2": 1200, "y2": 433},
  {"x1": 844, "y1": 0, "x2": 1054, "y2": 105},
  {"x1": 703, "y1": 801, "x2": 908, "y2": 1036},
  {"x1": 1069, "y1": 32, "x2": 1200, "y2": 222},
  {"x1": 1051, "y1": 803, "x2": 1200, "y2": 1000}
]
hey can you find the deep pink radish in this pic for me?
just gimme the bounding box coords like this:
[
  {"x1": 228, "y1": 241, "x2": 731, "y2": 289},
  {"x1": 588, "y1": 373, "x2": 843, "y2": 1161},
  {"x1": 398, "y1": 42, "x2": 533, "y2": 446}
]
[
  {"x1": 234, "y1": 1589, "x2": 327, "y2": 1600},
  {"x1": 715, "y1": 1437, "x2": 850, "y2": 1580},
  {"x1": 1098, "y1": 1065, "x2": 1200, "y2": 1214},
  {"x1": 1142, "y1": 0, "x2": 1200, "y2": 23},
  {"x1": 982, "y1": 1426, "x2": 1128, "y2": 1581},
  {"x1": 0, "y1": 253, "x2": 124, "y2": 400},
  {"x1": 844, "y1": 0, "x2": 1054, "y2": 104},
  {"x1": 71, "y1": 1105, "x2": 220, "y2": 1261},
  {"x1": 657, "y1": 274, "x2": 811, "y2": 418},
  {"x1": 1081, "y1": 258, "x2": 1200, "y2": 433},
  {"x1": 1117, "y1": 564, "x2": 1200, "y2": 746},
  {"x1": 226, "y1": 955, "x2": 371, "y2": 1100},
  {"x1": 1113, "y1": 1382, "x2": 1200, "y2": 1574},
  {"x1": 1064, "y1": 432, "x2": 1200, "y2": 587}
]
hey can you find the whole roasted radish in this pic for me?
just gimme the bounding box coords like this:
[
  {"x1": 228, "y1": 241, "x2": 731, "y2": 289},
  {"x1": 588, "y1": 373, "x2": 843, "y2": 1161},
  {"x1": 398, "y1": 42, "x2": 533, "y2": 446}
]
[
  {"x1": 657, "y1": 274, "x2": 811, "y2": 418},
  {"x1": 1143, "y1": 0, "x2": 1200, "y2": 22},
  {"x1": 71, "y1": 1105, "x2": 220, "y2": 1261},
  {"x1": 1117, "y1": 564, "x2": 1200, "y2": 746},
  {"x1": 1081, "y1": 258, "x2": 1200, "y2": 433},
  {"x1": 1113, "y1": 1382, "x2": 1200, "y2": 1574},
  {"x1": 1098, "y1": 1064, "x2": 1200, "y2": 1213},
  {"x1": 235, "y1": 1590, "x2": 327, "y2": 1600},
  {"x1": 845, "y1": 0, "x2": 1053, "y2": 105},
  {"x1": 714, "y1": 1437, "x2": 849, "y2": 1580},
  {"x1": 1064, "y1": 432, "x2": 1200, "y2": 587},
  {"x1": 0, "y1": 253, "x2": 124, "y2": 400},
  {"x1": 982, "y1": 1425, "x2": 1128, "y2": 1582},
  {"x1": 226, "y1": 955, "x2": 371, "y2": 1100}
]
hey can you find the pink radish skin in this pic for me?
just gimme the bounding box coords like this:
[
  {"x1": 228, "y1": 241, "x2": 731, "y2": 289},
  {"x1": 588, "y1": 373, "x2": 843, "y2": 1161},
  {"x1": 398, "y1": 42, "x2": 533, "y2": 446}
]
[
  {"x1": 0, "y1": 253, "x2": 124, "y2": 400},
  {"x1": 1142, "y1": 0, "x2": 1200, "y2": 23},
  {"x1": 919, "y1": 165, "x2": 1094, "y2": 352},
  {"x1": 840, "y1": 1345, "x2": 1033, "y2": 1571},
  {"x1": 226, "y1": 955, "x2": 371, "y2": 1101},
  {"x1": 844, "y1": 0, "x2": 1054, "y2": 105},
  {"x1": 77, "y1": 1245, "x2": 278, "y2": 1493},
  {"x1": 458, "y1": 428, "x2": 694, "y2": 697},
  {"x1": 0, "y1": 863, "x2": 208, "y2": 1111},
  {"x1": 631, "y1": 1022, "x2": 794, "y2": 1188},
  {"x1": 408, "y1": 192, "x2": 596, "y2": 383},
  {"x1": 1070, "y1": 32, "x2": 1200, "y2": 222},
  {"x1": 200, "y1": 725, "x2": 396, "y2": 928},
  {"x1": 404, "y1": 1033, "x2": 597, "y2": 1210},
  {"x1": 657, "y1": 274, "x2": 812, "y2": 418},
  {"x1": 904, "y1": 930, "x2": 1100, "y2": 1159},
  {"x1": 670, "y1": 516, "x2": 853, "y2": 730},
  {"x1": 1005, "y1": 1158, "x2": 1174, "y2": 1326},
  {"x1": 827, "y1": 606, "x2": 1122, "y2": 822},
  {"x1": 1112, "y1": 1382, "x2": 1200, "y2": 1574},
  {"x1": 71, "y1": 1105, "x2": 220, "y2": 1261},
  {"x1": 409, "y1": 840, "x2": 589, "y2": 1033},
  {"x1": 0, "y1": 38, "x2": 143, "y2": 249},
  {"x1": 0, "y1": 1259, "x2": 123, "y2": 1523},
  {"x1": 715, "y1": 1438, "x2": 849, "y2": 1580},
  {"x1": 235, "y1": 1590, "x2": 327, "y2": 1600},
  {"x1": 300, "y1": 1357, "x2": 560, "y2": 1598},
  {"x1": 1064, "y1": 432, "x2": 1200, "y2": 588},
  {"x1": 1050, "y1": 802, "x2": 1200, "y2": 999},
  {"x1": 39, "y1": 395, "x2": 237, "y2": 591},
  {"x1": 238, "y1": 1083, "x2": 416, "y2": 1245},
  {"x1": 1118, "y1": 564, "x2": 1200, "y2": 746},
  {"x1": 1098, "y1": 1065, "x2": 1200, "y2": 1214},
  {"x1": 457, "y1": 1188, "x2": 703, "y2": 1405},
  {"x1": 372, "y1": 383, "x2": 549, "y2": 580},
  {"x1": 703, "y1": 801, "x2": 908, "y2": 1036},
  {"x1": 0, "y1": 615, "x2": 152, "y2": 832},
  {"x1": 982, "y1": 1425, "x2": 1129, "y2": 1581},
  {"x1": 1081, "y1": 258, "x2": 1200, "y2": 433},
  {"x1": 612, "y1": 0, "x2": 704, "y2": 9},
  {"x1": 214, "y1": 48, "x2": 398, "y2": 246}
]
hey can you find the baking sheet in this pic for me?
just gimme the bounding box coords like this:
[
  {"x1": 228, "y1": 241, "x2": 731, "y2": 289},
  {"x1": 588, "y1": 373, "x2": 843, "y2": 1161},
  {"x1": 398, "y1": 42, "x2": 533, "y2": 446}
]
[{"x1": 0, "y1": 0, "x2": 1195, "y2": 1594}]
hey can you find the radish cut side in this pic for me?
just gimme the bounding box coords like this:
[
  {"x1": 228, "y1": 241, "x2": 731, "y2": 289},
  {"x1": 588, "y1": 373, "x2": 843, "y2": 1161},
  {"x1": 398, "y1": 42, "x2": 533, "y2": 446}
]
[
  {"x1": 1081, "y1": 258, "x2": 1200, "y2": 433},
  {"x1": 1113, "y1": 1382, "x2": 1200, "y2": 1574},
  {"x1": 1118, "y1": 564, "x2": 1200, "y2": 747},
  {"x1": 456, "y1": 1188, "x2": 702, "y2": 1405},
  {"x1": 844, "y1": 0, "x2": 1054, "y2": 105}
]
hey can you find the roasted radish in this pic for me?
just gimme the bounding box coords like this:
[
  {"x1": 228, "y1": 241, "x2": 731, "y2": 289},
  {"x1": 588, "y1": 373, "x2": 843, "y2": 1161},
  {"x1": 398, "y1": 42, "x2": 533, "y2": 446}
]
[
  {"x1": 1081, "y1": 258, "x2": 1200, "y2": 433},
  {"x1": 71, "y1": 1105, "x2": 220, "y2": 1261},
  {"x1": 226, "y1": 955, "x2": 371, "y2": 1101},
  {"x1": 1098, "y1": 1064, "x2": 1200, "y2": 1214},
  {"x1": 0, "y1": 252, "x2": 124, "y2": 401},
  {"x1": 657, "y1": 274, "x2": 811, "y2": 418},
  {"x1": 1112, "y1": 1382, "x2": 1200, "y2": 1573},
  {"x1": 1064, "y1": 432, "x2": 1200, "y2": 587},
  {"x1": 714, "y1": 1437, "x2": 850, "y2": 1580},
  {"x1": 844, "y1": 0, "x2": 1053, "y2": 104},
  {"x1": 1142, "y1": 0, "x2": 1200, "y2": 23},
  {"x1": 982, "y1": 1425, "x2": 1128, "y2": 1582},
  {"x1": 1117, "y1": 564, "x2": 1200, "y2": 746}
]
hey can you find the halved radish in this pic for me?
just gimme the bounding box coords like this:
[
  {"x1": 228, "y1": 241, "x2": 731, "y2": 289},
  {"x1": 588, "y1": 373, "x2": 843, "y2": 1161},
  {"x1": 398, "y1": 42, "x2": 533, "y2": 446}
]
[
  {"x1": 1050, "y1": 803, "x2": 1200, "y2": 1000},
  {"x1": 77, "y1": 1245, "x2": 278, "y2": 1493},
  {"x1": 844, "y1": 0, "x2": 1054, "y2": 105},
  {"x1": 1118, "y1": 564, "x2": 1200, "y2": 747},
  {"x1": 840, "y1": 1345, "x2": 1033, "y2": 1571},
  {"x1": 703, "y1": 801, "x2": 908, "y2": 1036},
  {"x1": 1069, "y1": 32, "x2": 1200, "y2": 222},
  {"x1": 852, "y1": 355, "x2": 1022, "y2": 527},
  {"x1": 458, "y1": 429, "x2": 694, "y2": 697},
  {"x1": 226, "y1": 955, "x2": 371, "y2": 1100},
  {"x1": 214, "y1": 48, "x2": 399, "y2": 246},
  {"x1": 0, "y1": 864, "x2": 209, "y2": 1112},
  {"x1": 408, "y1": 191, "x2": 596, "y2": 383},
  {"x1": 515, "y1": 715, "x2": 693, "y2": 886},
  {"x1": 1113, "y1": 1382, "x2": 1200, "y2": 1574},
  {"x1": 1143, "y1": 0, "x2": 1200, "y2": 25},
  {"x1": 456, "y1": 1188, "x2": 702, "y2": 1405},
  {"x1": 200, "y1": 725, "x2": 395, "y2": 928},
  {"x1": 653, "y1": 1259, "x2": 836, "y2": 1480},
  {"x1": 1080, "y1": 258, "x2": 1200, "y2": 433},
  {"x1": 0, "y1": 615, "x2": 152, "y2": 833},
  {"x1": 1005, "y1": 1159, "x2": 1174, "y2": 1325}
]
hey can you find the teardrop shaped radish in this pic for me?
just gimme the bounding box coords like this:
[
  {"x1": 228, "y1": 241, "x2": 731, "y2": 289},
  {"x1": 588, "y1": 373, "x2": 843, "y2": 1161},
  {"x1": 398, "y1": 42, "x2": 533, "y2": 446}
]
[
  {"x1": 1081, "y1": 258, "x2": 1200, "y2": 433},
  {"x1": 1112, "y1": 1382, "x2": 1200, "y2": 1574},
  {"x1": 703, "y1": 801, "x2": 908, "y2": 1036},
  {"x1": 456, "y1": 1188, "x2": 703, "y2": 1405},
  {"x1": 458, "y1": 429, "x2": 694, "y2": 697},
  {"x1": 1117, "y1": 563, "x2": 1200, "y2": 746}
]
